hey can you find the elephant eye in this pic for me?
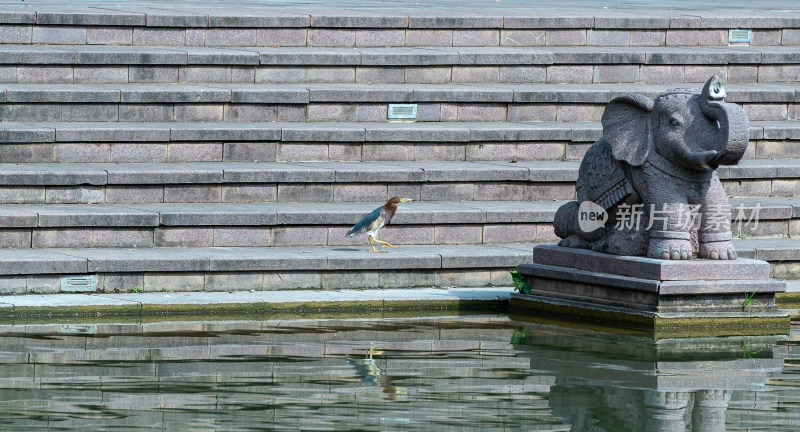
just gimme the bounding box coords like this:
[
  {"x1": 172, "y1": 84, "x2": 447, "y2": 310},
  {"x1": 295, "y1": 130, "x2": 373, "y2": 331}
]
[{"x1": 669, "y1": 118, "x2": 682, "y2": 127}]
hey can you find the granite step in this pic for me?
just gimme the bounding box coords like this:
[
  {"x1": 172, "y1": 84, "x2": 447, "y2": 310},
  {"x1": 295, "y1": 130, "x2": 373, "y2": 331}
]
[
  {"x1": 0, "y1": 45, "x2": 797, "y2": 84},
  {"x1": 0, "y1": 198, "x2": 792, "y2": 249},
  {"x1": 2, "y1": 7, "x2": 800, "y2": 43},
  {"x1": 17, "y1": 7, "x2": 800, "y2": 28},
  {"x1": 0, "y1": 201, "x2": 560, "y2": 249},
  {"x1": 0, "y1": 120, "x2": 797, "y2": 164},
  {"x1": 0, "y1": 82, "x2": 796, "y2": 123},
  {"x1": 0, "y1": 160, "x2": 577, "y2": 204},
  {"x1": 0, "y1": 243, "x2": 533, "y2": 294},
  {"x1": 2, "y1": 7, "x2": 799, "y2": 35},
  {"x1": 0, "y1": 159, "x2": 799, "y2": 204},
  {"x1": 7, "y1": 45, "x2": 798, "y2": 67},
  {"x1": 0, "y1": 82, "x2": 797, "y2": 104},
  {"x1": 0, "y1": 238, "x2": 798, "y2": 295},
  {"x1": 3, "y1": 120, "x2": 793, "y2": 142}
]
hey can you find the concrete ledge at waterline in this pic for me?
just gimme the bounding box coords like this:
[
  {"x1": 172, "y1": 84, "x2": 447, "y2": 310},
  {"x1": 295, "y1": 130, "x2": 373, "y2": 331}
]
[
  {"x1": 0, "y1": 287, "x2": 511, "y2": 319},
  {"x1": 510, "y1": 293, "x2": 791, "y2": 338}
]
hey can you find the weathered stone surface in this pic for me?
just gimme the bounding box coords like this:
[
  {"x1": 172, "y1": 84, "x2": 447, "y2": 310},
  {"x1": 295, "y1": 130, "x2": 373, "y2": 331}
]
[
  {"x1": 33, "y1": 204, "x2": 157, "y2": 227},
  {"x1": 32, "y1": 26, "x2": 86, "y2": 44},
  {"x1": 280, "y1": 123, "x2": 364, "y2": 142},
  {"x1": 73, "y1": 46, "x2": 186, "y2": 65},
  {"x1": 532, "y1": 244, "x2": 770, "y2": 280},
  {"x1": 60, "y1": 247, "x2": 210, "y2": 273},
  {"x1": 132, "y1": 28, "x2": 185, "y2": 46},
  {"x1": 0, "y1": 249, "x2": 87, "y2": 275},
  {"x1": 129, "y1": 65, "x2": 180, "y2": 84},
  {"x1": 259, "y1": 47, "x2": 360, "y2": 65},
  {"x1": 210, "y1": 247, "x2": 328, "y2": 271},
  {"x1": 405, "y1": 29, "x2": 452, "y2": 46},
  {"x1": 517, "y1": 262, "x2": 785, "y2": 313},
  {"x1": 366, "y1": 123, "x2": 468, "y2": 142},
  {"x1": 500, "y1": 30, "x2": 546, "y2": 47},
  {"x1": 440, "y1": 244, "x2": 531, "y2": 268},
  {"x1": 86, "y1": 27, "x2": 132, "y2": 45},
  {"x1": 546, "y1": 30, "x2": 586, "y2": 46},
  {"x1": 105, "y1": 163, "x2": 223, "y2": 185},
  {"x1": 170, "y1": 122, "x2": 280, "y2": 141},
  {"x1": 0, "y1": 163, "x2": 107, "y2": 186},
  {"x1": 223, "y1": 162, "x2": 334, "y2": 183}
]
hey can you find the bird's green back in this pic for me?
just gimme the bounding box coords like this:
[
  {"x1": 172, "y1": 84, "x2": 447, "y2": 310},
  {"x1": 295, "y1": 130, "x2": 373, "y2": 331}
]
[{"x1": 346, "y1": 206, "x2": 383, "y2": 236}]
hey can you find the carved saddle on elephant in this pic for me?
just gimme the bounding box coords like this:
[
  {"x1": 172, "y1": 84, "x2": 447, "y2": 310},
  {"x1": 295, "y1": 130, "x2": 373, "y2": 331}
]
[{"x1": 576, "y1": 138, "x2": 635, "y2": 212}]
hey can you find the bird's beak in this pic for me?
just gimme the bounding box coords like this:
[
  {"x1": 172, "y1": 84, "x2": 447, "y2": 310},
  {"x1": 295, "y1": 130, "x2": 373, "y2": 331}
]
[{"x1": 399, "y1": 198, "x2": 415, "y2": 202}]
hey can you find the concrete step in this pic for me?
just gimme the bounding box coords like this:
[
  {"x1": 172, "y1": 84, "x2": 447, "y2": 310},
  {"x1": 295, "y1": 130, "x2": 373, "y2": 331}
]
[
  {"x1": 1, "y1": 82, "x2": 798, "y2": 104},
  {"x1": 2, "y1": 120, "x2": 793, "y2": 142},
  {"x1": 0, "y1": 238, "x2": 797, "y2": 294},
  {"x1": 0, "y1": 7, "x2": 798, "y2": 48},
  {"x1": 0, "y1": 160, "x2": 576, "y2": 204},
  {"x1": 735, "y1": 238, "x2": 800, "y2": 281},
  {"x1": 0, "y1": 120, "x2": 796, "y2": 164},
  {"x1": 0, "y1": 83, "x2": 797, "y2": 123},
  {"x1": 0, "y1": 198, "x2": 791, "y2": 249},
  {"x1": 7, "y1": 45, "x2": 797, "y2": 67},
  {"x1": 0, "y1": 159, "x2": 799, "y2": 204},
  {"x1": 0, "y1": 201, "x2": 560, "y2": 248},
  {"x1": 0, "y1": 243, "x2": 532, "y2": 294},
  {"x1": 0, "y1": 50, "x2": 797, "y2": 85}
]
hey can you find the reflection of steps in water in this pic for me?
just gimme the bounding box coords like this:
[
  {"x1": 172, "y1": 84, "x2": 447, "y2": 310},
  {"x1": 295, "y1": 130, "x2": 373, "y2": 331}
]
[
  {"x1": 0, "y1": 318, "x2": 556, "y2": 428},
  {"x1": 513, "y1": 320, "x2": 789, "y2": 432}
]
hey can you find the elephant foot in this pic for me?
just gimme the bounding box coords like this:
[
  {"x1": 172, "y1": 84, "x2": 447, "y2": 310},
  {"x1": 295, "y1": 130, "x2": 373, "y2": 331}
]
[
  {"x1": 558, "y1": 234, "x2": 589, "y2": 249},
  {"x1": 590, "y1": 237, "x2": 608, "y2": 253},
  {"x1": 699, "y1": 240, "x2": 737, "y2": 260},
  {"x1": 648, "y1": 237, "x2": 692, "y2": 260}
]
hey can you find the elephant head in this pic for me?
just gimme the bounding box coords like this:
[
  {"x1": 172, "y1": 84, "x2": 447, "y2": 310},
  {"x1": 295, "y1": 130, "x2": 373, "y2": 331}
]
[{"x1": 601, "y1": 75, "x2": 748, "y2": 171}]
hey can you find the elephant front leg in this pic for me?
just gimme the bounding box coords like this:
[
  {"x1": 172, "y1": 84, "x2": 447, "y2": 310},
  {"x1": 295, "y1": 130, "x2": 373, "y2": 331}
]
[
  {"x1": 698, "y1": 174, "x2": 737, "y2": 260},
  {"x1": 646, "y1": 202, "x2": 694, "y2": 260}
]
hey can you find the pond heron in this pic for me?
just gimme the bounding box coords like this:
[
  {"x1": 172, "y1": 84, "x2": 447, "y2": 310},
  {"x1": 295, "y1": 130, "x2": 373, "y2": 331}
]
[{"x1": 346, "y1": 196, "x2": 414, "y2": 253}]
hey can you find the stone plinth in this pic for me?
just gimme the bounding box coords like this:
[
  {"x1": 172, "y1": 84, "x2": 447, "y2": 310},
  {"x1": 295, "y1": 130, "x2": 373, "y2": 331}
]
[{"x1": 512, "y1": 244, "x2": 790, "y2": 337}]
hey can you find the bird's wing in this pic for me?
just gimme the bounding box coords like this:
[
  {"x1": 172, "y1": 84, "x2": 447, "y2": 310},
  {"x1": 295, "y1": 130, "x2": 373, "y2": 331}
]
[{"x1": 347, "y1": 206, "x2": 383, "y2": 236}]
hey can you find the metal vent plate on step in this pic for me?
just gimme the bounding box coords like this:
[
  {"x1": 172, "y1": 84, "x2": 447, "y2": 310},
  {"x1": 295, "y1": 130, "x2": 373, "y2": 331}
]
[
  {"x1": 388, "y1": 103, "x2": 418, "y2": 120},
  {"x1": 728, "y1": 29, "x2": 752, "y2": 44},
  {"x1": 60, "y1": 274, "x2": 97, "y2": 292}
]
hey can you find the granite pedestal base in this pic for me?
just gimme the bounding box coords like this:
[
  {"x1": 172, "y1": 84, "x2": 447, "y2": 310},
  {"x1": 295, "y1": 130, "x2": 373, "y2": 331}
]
[{"x1": 513, "y1": 244, "x2": 790, "y2": 337}]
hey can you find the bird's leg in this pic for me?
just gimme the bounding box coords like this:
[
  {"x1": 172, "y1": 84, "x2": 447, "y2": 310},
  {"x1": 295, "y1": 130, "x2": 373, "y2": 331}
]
[
  {"x1": 368, "y1": 236, "x2": 385, "y2": 253},
  {"x1": 373, "y1": 235, "x2": 396, "y2": 249}
]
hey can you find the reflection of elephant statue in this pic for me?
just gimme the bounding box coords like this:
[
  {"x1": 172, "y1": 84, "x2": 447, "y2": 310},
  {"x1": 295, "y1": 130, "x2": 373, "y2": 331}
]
[{"x1": 555, "y1": 75, "x2": 748, "y2": 260}]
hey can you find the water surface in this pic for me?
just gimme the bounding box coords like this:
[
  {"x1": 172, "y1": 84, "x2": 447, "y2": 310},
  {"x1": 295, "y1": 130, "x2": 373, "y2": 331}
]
[{"x1": 0, "y1": 315, "x2": 798, "y2": 430}]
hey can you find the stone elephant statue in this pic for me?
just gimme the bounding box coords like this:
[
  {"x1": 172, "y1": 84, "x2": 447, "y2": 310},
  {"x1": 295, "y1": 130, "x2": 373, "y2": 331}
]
[{"x1": 554, "y1": 75, "x2": 749, "y2": 260}]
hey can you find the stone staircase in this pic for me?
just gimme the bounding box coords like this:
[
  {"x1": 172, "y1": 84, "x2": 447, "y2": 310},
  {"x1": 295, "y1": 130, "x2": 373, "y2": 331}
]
[{"x1": 1, "y1": 6, "x2": 800, "y2": 295}]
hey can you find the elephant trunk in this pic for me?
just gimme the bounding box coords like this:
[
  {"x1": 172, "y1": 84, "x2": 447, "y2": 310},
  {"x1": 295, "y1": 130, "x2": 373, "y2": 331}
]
[{"x1": 699, "y1": 74, "x2": 749, "y2": 166}]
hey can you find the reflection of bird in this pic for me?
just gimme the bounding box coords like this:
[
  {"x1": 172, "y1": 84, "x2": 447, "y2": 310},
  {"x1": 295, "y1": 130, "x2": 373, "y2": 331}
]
[
  {"x1": 346, "y1": 342, "x2": 408, "y2": 400},
  {"x1": 346, "y1": 197, "x2": 414, "y2": 253}
]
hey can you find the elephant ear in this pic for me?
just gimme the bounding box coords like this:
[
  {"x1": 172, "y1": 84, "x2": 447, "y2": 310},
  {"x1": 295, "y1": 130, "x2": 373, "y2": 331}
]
[{"x1": 601, "y1": 94, "x2": 655, "y2": 167}]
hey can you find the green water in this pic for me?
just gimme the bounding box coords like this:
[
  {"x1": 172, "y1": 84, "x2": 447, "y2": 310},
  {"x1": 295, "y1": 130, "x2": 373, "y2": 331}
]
[{"x1": 0, "y1": 315, "x2": 797, "y2": 431}]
